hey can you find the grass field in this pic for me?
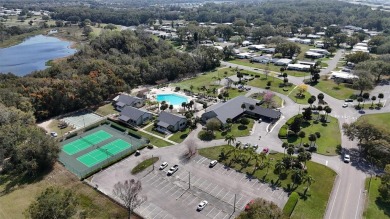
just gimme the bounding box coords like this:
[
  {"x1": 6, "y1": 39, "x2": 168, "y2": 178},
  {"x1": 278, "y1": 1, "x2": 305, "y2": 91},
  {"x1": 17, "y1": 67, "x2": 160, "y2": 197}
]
[
  {"x1": 358, "y1": 113, "x2": 390, "y2": 131},
  {"x1": 131, "y1": 157, "x2": 159, "y2": 174},
  {"x1": 363, "y1": 177, "x2": 390, "y2": 219},
  {"x1": 250, "y1": 92, "x2": 284, "y2": 108},
  {"x1": 225, "y1": 88, "x2": 247, "y2": 99},
  {"x1": 229, "y1": 59, "x2": 309, "y2": 77},
  {"x1": 47, "y1": 119, "x2": 74, "y2": 137},
  {"x1": 214, "y1": 118, "x2": 254, "y2": 140},
  {"x1": 168, "y1": 128, "x2": 191, "y2": 143},
  {"x1": 297, "y1": 44, "x2": 313, "y2": 60},
  {"x1": 283, "y1": 115, "x2": 341, "y2": 155},
  {"x1": 135, "y1": 129, "x2": 172, "y2": 147},
  {"x1": 311, "y1": 77, "x2": 357, "y2": 100},
  {"x1": 0, "y1": 163, "x2": 129, "y2": 219},
  {"x1": 144, "y1": 125, "x2": 166, "y2": 137},
  {"x1": 95, "y1": 103, "x2": 118, "y2": 116},
  {"x1": 173, "y1": 68, "x2": 235, "y2": 91},
  {"x1": 198, "y1": 145, "x2": 336, "y2": 219}
]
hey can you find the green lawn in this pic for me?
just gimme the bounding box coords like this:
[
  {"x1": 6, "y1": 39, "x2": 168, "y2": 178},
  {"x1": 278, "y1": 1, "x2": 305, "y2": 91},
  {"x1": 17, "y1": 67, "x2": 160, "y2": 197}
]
[
  {"x1": 168, "y1": 128, "x2": 191, "y2": 143},
  {"x1": 47, "y1": 120, "x2": 74, "y2": 137},
  {"x1": 225, "y1": 88, "x2": 247, "y2": 99},
  {"x1": 364, "y1": 177, "x2": 390, "y2": 219},
  {"x1": 229, "y1": 59, "x2": 309, "y2": 77},
  {"x1": 144, "y1": 125, "x2": 166, "y2": 138},
  {"x1": 311, "y1": 77, "x2": 357, "y2": 100},
  {"x1": 173, "y1": 68, "x2": 235, "y2": 91},
  {"x1": 250, "y1": 92, "x2": 284, "y2": 108},
  {"x1": 95, "y1": 103, "x2": 118, "y2": 116},
  {"x1": 198, "y1": 145, "x2": 336, "y2": 219},
  {"x1": 283, "y1": 115, "x2": 341, "y2": 155},
  {"x1": 297, "y1": 44, "x2": 313, "y2": 60},
  {"x1": 131, "y1": 157, "x2": 159, "y2": 174},
  {"x1": 214, "y1": 118, "x2": 254, "y2": 139},
  {"x1": 358, "y1": 113, "x2": 390, "y2": 131}
]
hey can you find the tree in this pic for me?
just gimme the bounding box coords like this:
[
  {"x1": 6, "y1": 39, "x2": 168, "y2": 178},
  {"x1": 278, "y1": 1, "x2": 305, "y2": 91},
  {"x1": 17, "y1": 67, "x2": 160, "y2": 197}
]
[
  {"x1": 346, "y1": 51, "x2": 371, "y2": 64},
  {"x1": 283, "y1": 77, "x2": 289, "y2": 85},
  {"x1": 298, "y1": 131, "x2": 306, "y2": 145},
  {"x1": 224, "y1": 134, "x2": 236, "y2": 146},
  {"x1": 301, "y1": 27, "x2": 312, "y2": 37},
  {"x1": 297, "y1": 84, "x2": 308, "y2": 97},
  {"x1": 308, "y1": 134, "x2": 317, "y2": 147},
  {"x1": 241, "y1": 103, "x2": 246, "y2": 112},
  {"x1": 252, "y1": 24, "x2": 275, "y2": 42},
  {"x1": 275, "y1": 160, "x2": 286, "y2": 175},
  {"x1": 206, "y1": 118, "x2": 221, "y2": 133},
  {"x1": 333, "y1": 33, "x2": 348, "y2": 47},
  {"x1": 378, "y1": 93, "x2": 384, "y2": 105},
  {"x1": 290, "y1": 115, "x2": 303, "y2": 134},
  {"x1": 236, "y1": 198, "x2": 285, "y2": 219},
  {"x1": 317, "y1": 93, "x2": 324, "y2": 104},
  {"x1": 302, "y1": 107, "x2": 312, "y2": 120},
  {"x1": 113, "y1": 179, "x2": 146, "y2": 219},
  {"x1": 352, "y1": 72, "x2": 374, "y2": 96},
  {"x1": 324, "y1": 106, "x2": 332, "y2": 121},
  {"x1": 308, "y1": 97, "x2": 315, "y2": 108},
  {"x1": 342, "y1": 119, "x2": 384, "y2": 145},
  {"x1": 371, "y1": 96, "x2": 376, "y2": 107},
  {"x1": 185, "y1": 139, "x2": 198, "y2": 158},
  {"x1": 303, "y1": 174, "x2": 315, "y2": 195},
  {"x1": 26, "y1": 187, "x2": 78, "y2": 219},
  {"x1": 327, "y1": 47, "x2": 336, "y2": 55},
  {"x1": 275, "y1": 42, "x2": 301, "y2": 58},
  {"x1": 281, "y1": 142, "x2": 289, "y2": 156},
  {"x1": 379, "y1": 164, "x2": 390, "y2": 203},
  {"x1": 357, "y1": 97, "x2": 364, "y2": 108}
]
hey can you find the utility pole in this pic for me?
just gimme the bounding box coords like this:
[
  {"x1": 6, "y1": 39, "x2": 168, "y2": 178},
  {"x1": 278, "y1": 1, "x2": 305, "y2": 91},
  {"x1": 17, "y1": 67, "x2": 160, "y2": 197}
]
[
  {"x1": 152, "y1": 155, "x2": 154, "y2": 171},
  {"x1": 233, "y1": 193, "x2": 237, "y2": 213}
]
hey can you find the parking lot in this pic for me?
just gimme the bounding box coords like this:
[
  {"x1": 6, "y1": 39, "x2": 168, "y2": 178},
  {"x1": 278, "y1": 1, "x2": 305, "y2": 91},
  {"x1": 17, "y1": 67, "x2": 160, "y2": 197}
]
[{"x1": 133, "y1": 154, "x2": 288, "y2": 219}]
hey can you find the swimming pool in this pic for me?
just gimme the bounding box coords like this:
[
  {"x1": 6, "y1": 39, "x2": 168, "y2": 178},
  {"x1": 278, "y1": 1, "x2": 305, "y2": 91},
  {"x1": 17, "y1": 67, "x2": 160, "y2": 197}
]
[{"x1": 156, "y1": 93, "x2": 189, "y2": 106}]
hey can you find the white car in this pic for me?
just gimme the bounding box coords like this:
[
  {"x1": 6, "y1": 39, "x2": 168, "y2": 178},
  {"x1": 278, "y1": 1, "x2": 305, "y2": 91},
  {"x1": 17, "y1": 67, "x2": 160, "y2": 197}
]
[
  {"x1": 342, "y1": 103, "x2": 348, "y2": 108},
  {"x1": 209, "y1": 160, "x2": 218, "y2": 167},
  {"x1": 167, "y1": 165, "x2": 179, "y2": 175},
  {"x1": 159, "y1": 162, "x2": 168, "y2": 170},
  {"x1": 244, "y1": 143, "x2": 250, "y2": 149},
  {"x1": 344, "y1": 154, "x2": 351, "y2": 163},
  {"x1": 197, "y1": 200, "x2": 208, "y2": 211},
  {"x1": 252, "y1": 144, "x2": 258, "y2": 149},
  {"x1": 50, "y1": 132, "x2": 58, "y2": 137}
]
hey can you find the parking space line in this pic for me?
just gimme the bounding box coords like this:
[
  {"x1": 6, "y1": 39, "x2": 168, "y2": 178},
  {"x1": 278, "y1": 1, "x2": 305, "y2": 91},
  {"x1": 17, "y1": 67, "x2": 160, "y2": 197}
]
[
  {"x1": 170, "y1": 189, "x2": 181, "y2": 197},
  {"x1": 227, "y1": 171, "x2": 234, "y2": 176},
  {"x1": 151, "y1": 178, "x2": 162, "y2": 186},
  {"x1": 213, "y1": 210, "x2": 222, "y2": 219},
  {"x1": 187, "y1": 196, "x2": 198, "y2": 206},
  {"x1": 166, "y1": 185, "x2": 176, "y2": 194},
  {"x1": 236, "y1": 195, "x2": 244, "y2": 205},
  {"x1": 228, "y1": 194, "x2": 236, "y2": 203},
  {"x1": 197, "y1": 157, "x2": 206, "y2": 163},
  {"x1": 193, "y1": 177, "x2": 202, "y2": 186},
  {"x1": 215, "y1": 188, "x2": 225, "y2": 197},
  {"x1": 156, "y1": 180, "x2": 166, "y2": 188},
  {"x1": 199, "y1": 179, "x2": 208, "y2": 188},
  {"x1": 146, "y1": 174, "x2": 158, "y2": 183},
  {"x1": 206, "y1": 207, "x2": 216, "y2": 217},
  {"x1": 183, "y1": 192, "x2": 193, "y2": 201},
  {"x1": 160, "y1": 182, "x2": 170, "y2": 190},
  {"x1": 209, "y1": 184, "x2": 218, "y2": 194},
  {"x1": 162, "y1": 213, "x2": 169, "y2": 219},
  {"x1": 222, "y1": 213, "x2": 229, "y2": 219},
  {"x1": 144, "y1": 206, "x2": 156, "y2": 217},
  {"x1": 201, "y1": 158, "x2": 210, "y2": 165},
  {"x1": 139, "y1": 203, "x2": 151, "y2": 213},
  {"x1": 278, "y1": 191, "x2": 285, "y2": 199},
  {"x1": 152, "y1": 210, "x2": 162, "y2": 219},
  {"x1": 221, "y1": 191, "x2": 231, "y2": 201}
]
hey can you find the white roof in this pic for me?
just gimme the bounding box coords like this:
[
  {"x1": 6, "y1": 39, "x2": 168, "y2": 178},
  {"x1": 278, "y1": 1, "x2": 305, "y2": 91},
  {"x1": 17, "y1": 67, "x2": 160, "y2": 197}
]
[
  {"x1": 331, "y1": 71, "x2": 358, "y2": 79},
  {"x1": 287, "y1": 64, "x2": 311, "y2": 69}
]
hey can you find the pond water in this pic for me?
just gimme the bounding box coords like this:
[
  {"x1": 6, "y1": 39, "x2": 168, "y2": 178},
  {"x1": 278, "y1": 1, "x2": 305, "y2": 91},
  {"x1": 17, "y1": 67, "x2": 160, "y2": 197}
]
[{"x1": 0, "y1": 35, "x2": 76, "y2": 76}]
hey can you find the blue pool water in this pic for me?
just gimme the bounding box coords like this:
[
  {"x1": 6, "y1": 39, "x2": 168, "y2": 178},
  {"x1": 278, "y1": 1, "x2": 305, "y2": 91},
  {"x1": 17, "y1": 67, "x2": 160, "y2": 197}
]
[{"x1": 156, "y1": 94, "x2": 189, "y2": 106}]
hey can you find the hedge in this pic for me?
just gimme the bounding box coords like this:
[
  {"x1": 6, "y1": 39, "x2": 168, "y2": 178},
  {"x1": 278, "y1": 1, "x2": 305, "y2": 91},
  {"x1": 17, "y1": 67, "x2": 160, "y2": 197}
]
[
  {"x1": 278, "y1": 125, "x2": 288, "y2": 138},
  {"x1": 128, "y1": 129, "x2": 142, "y2": 139},
  {"x1": 283, "y1": 192, "x2": 299, "y2": 217},
  {"x1": 110, "y1": 123, "x2": 127, "y2": 132}
]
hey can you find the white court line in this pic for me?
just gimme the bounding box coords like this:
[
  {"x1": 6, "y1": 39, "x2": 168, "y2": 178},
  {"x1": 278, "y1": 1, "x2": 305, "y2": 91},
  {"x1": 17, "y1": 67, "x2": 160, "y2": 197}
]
[{"x1": 206, "y1": 207, "x2": 215, "y2": 217}]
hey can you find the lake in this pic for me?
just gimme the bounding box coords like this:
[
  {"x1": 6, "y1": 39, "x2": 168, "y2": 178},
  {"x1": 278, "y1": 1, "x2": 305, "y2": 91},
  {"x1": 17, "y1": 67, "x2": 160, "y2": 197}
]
[{"x1": 0, "y1": 35, "x2": 76, "y2": 76}]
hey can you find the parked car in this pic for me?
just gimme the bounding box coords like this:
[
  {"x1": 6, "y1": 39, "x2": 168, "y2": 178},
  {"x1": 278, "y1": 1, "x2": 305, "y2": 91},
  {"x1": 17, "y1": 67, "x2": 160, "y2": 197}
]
[
  {"x1": 197, "y1": 200, "x2": 208, "y2": 211},
  {"x1": 344, "y1": 154, "x2": 351, "y2": 163},
  {"x1": 159, "y1": 162, "x2": 168, "y2": 170},
  {"x1": 244, "y1": 143, "x2": 250, "y2": 149},
  {"x1": 342, "y1": 103, "x2": 348, "y2": 108},
  {"x1": 50, "y1": 132, "x2": 58, "y2": 137},
  {"x1": 167, "y1": 165, "x2": 179, "y2": 175},
  {"x1": 252, "y1": 144, "x2": 258, "y2": 149},
  {"x1": 245, "y1": 200, "x2": 255, "y2": 211},
  {"x1": 209, "y1": 160, "x2": 218, "y2": 167},
  {"x1": 262, "y1": 147, "x2": 269, "y2": 153},
  {"x1": 258, "y1": 118, "x2": 262, "y2": 123},
  {"x1": 236, "y1": 141, "x2": 241, "y2": 146},
  {"x1": 345, "y1": 99, "x2": 353, "y2": 102},
  {"x1": 135, "y1": 150, "x2": 141, "y2": 156}
]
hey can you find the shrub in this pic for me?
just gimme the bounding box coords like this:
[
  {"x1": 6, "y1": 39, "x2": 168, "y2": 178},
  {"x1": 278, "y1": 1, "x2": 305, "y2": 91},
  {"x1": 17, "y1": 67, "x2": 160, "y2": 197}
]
[
  {"x1": 286, "y1": 117, "x2": 296, "y2": 126},
  {"x1": 315, "y1": 132, "x2": 321, "y2": 138},
  {"x1": 111, "y1": 123, "x2": 127, "y2": 132},
  {"x1": 128, "y1": 130, "x2": 142, "y2": 139},
  {"x1": 198, "y1": 130, "x2": 215, "y2": 141},
  {"x1": 278, "y1": 125, "x2": 288, "y2": 138},
  {"x1": 267, "y1": 81, "x2": 272, "y2": 86},
  {"x1": 175, "y1": 86, "x2": 180, "y2": 91},
  {"x1": 283, "y1": 192, "x2": 299, "y2": 217},
  {"x1": 287, "y1": 130, "x2": 296, "y2": 136}
]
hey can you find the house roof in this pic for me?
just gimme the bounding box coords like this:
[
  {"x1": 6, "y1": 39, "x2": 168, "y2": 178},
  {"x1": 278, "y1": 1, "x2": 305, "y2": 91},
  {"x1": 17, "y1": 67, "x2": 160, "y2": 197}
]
[
  {"x1": 158, "y1": 111, "x2": 186, "y2": 127},
  {"x1": 157, "y1": 121, "x2": 170, "y2": 128},
  {"x1": 116, "y1": 94, "x2": 142, "y2": 106},
  {"x1": 120, "y1": 106, "x2": 150, "y2": 122},
  {"x1": 203, "y1": 96, "x2": 281, "y2": 123}
]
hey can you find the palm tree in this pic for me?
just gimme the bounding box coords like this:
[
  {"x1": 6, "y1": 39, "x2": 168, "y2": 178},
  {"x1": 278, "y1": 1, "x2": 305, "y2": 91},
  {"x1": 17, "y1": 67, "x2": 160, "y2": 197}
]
[
  {"x1": 357, "y1": 97, "x2": 364, "y2": 108},
  {"x1": 308, "y1": 134, "x2": 317, "y2": 148},
  {"x1": 181, "y1": 102, "x2": 187, "y2": 111},
  {"x1": 303, "y1": 174, "x2": 315, "y2": 195},
  {"x1": 249, "y1": 105, "x2": 255, "y2": 111},
  {"x1": 287, "y1": 145, "x2": 295, "y2": 157},
  {"x1": 371, "y1": 96, "x2": 376, "y2": 107},
  {"x1": 275, "y1": 160, "x2": 286, "y2": 175},
  {"x1": 282, "y1": 142, "x2": 289, "y2": 156},
  {"x1": 224, "y1": 134, "x2": 236, "y2": 146},
  {"x1": 292, "y1": 168, "x2": 303, "y2": 189},
  {"x1": 316, "y1": 105, "x2": 323, "y2": 121},
  {"x1": 308, "y1": 97, "x2": 314, "y2": 108},
  {"x1": 317, "y1": 93, "x2": 324, "y2": 104},
  {"x1": 298, "y1": 131, "x2": 306, "y2": 146},
  {"x1": 325, "y1": 106, "x2": 332, "y2": 121}
]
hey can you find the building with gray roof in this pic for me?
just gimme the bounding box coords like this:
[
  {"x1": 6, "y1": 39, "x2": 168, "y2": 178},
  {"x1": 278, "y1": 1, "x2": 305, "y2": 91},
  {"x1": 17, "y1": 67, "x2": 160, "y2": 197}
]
[
  {"x1": 156, "y1": 111, "x2": 187, "y2": 133},
  {"x1": 118, "y1": 106, "x2": 152, "y2": 127},
  {"x1": 114, "y1": 94, "x2": 144, "y2": 111},
  {"x1": 201, "y1": 96, "x2": 281, "y2": 125}
]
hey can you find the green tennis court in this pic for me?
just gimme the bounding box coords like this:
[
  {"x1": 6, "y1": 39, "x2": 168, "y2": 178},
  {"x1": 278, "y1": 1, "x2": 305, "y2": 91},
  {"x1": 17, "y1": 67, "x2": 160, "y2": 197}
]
[
  {"x1": 63, "y1": 130, "x2": 112, "y2": 155},
  {"x1": 77, "y1": 139, "x2": 132, "y2": 167}
]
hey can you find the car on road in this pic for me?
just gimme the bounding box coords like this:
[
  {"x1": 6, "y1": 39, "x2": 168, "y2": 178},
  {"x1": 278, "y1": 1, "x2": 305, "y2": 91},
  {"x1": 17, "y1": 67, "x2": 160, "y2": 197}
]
[
  {"x1": 342, "y1": 103, "x2": 348, "y2": 108},
  {"x1": 50, "y1": 132, "x2": 58, "y2": 137},
  {"x1": 244, "y1": 143, "x2": 250, "y2": 149},
  {"x1": 167, "y1": 165, "x2": 179, "y2": 175},
  {"x1": 262, "y1": 147, "x2": 269, "y2": 154},
  {"x1": 258, "y1": 118, "x2": 262, "y2": 123},
  {"x1": 345, "y1": 99, "x2": 353, "y2": 102},
  {"x1": 135, "y1": 150, "x2": 141, "y2": 156},
  {"x1": 344, "y1": 154, "x2": 351, "y2": 163},
  {"x1": 197, "y1": 200, "x2": 208, "y2": 211},
  {"x1": 159, "y1": 162, "x2": 168, "y2": 170},
  {"x1": 245, "y1": 200, "x2": 255, "y2": 211},
  {"x1": 209, "y1": 160, "x2": 218, "y2": 167},
  {"x1": 236, "y1": 141, "x2": 241, "y2": 147}
]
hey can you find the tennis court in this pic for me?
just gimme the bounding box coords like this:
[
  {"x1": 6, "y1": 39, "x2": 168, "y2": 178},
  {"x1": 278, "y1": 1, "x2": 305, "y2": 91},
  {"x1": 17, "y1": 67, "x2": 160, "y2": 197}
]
[
  {"x1": 62, "y1": 130, "x2": 112, "y2": 155},
  {"x1": 77, "y1": 139, "x2": 132, "y2": 167}
]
